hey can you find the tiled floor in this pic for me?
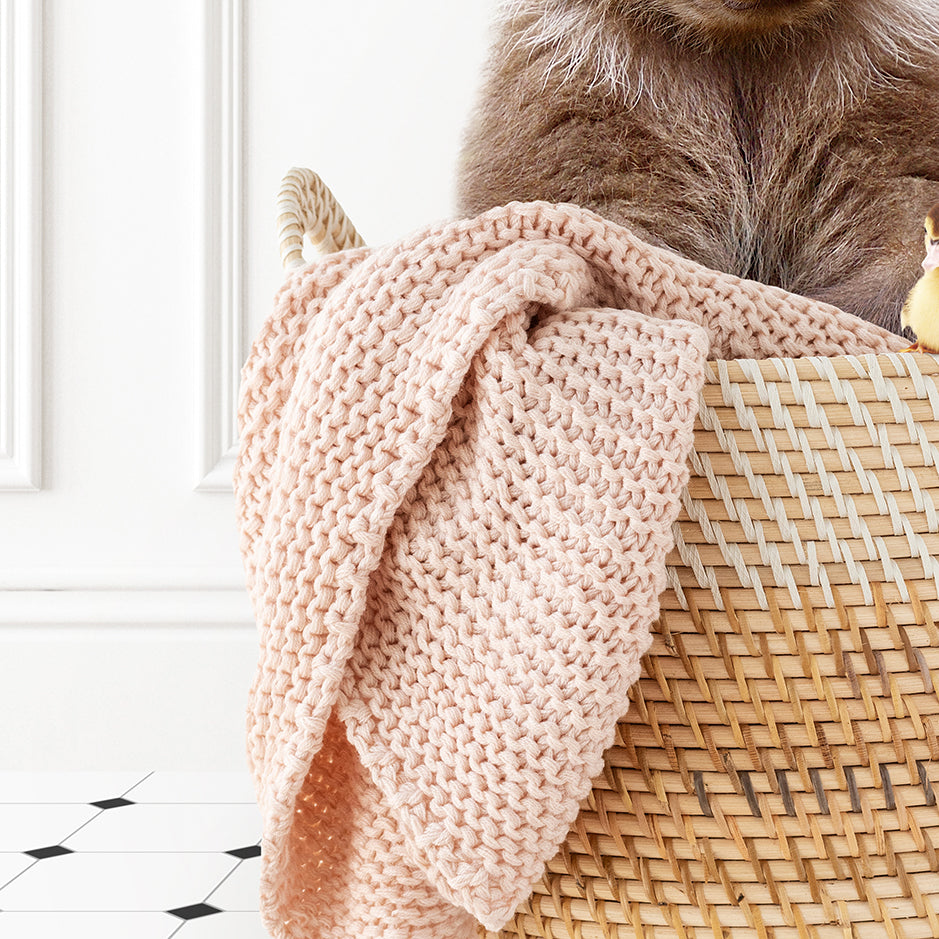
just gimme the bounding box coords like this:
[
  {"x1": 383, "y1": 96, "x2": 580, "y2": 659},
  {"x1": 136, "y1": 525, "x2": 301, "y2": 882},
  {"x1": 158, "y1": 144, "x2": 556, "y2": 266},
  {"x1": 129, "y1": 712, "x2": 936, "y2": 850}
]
[{"x1": 0, "y1": 772, "x2": 268, "y2": 939}]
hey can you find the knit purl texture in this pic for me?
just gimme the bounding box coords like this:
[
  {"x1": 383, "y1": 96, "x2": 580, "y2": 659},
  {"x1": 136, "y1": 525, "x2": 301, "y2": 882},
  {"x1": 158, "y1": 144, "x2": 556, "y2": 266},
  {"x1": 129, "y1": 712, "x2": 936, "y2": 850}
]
[{"x1": 234, "y1": 202, "x2": 901, "y2": 939}]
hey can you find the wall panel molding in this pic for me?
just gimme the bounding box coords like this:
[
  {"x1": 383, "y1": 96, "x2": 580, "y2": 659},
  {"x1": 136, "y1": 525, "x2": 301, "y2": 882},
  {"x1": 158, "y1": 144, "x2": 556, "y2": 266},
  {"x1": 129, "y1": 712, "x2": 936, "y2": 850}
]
[
  {"x1": 197, "y1": 0, "x2": 245, "y2": 492},
  {"x1": 0, "y1": 589, "x2": 254, "y2": 627},
  {"x1": 0, "y1": 567, "x2": 254, "y2": 626},
  {"x1": 0, "y1": 0, "x2": 41, "y2": 490}
]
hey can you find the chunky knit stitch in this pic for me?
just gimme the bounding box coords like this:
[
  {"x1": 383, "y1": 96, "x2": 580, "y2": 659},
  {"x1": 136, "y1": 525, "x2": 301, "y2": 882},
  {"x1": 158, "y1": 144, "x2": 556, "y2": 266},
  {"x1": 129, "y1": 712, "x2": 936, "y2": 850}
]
[{"x1": 234, "y1": 202, "x2": 901, "y2": 939}]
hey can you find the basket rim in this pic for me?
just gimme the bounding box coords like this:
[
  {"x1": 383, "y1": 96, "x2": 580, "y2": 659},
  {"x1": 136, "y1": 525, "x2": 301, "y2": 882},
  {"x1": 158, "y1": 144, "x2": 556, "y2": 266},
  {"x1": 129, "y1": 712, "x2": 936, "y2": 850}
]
[{"x1": 706, "y1": 351, "x2": 939, "y2": 380}]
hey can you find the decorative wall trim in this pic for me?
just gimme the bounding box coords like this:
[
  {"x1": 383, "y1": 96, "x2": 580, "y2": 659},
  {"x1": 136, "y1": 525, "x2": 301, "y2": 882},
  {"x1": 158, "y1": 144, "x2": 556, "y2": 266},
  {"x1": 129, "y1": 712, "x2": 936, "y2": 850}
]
[
  {"x1": 0, "y1": 0, "x2": 41, "y2": 491},
  {"x1": 0, "y1": 568, "x2": 254, "y2": 626},
  {"x1": 196, "y1": 0, "x2": 245, "y2": 492},
  {"x1": 0, "y1": 589, "x2": 254, "y2": 627},
  {"x1": 0, "y1": 566, "x2": 249, "y2": 590}
]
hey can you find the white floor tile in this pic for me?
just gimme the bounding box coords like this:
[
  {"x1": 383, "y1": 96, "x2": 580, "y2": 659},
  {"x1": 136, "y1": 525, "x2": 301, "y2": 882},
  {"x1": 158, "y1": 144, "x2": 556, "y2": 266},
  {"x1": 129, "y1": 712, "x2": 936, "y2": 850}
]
[
  {"x1": 0, "y1": 772, "x2": 151, "y2": 803},
  {"x1": 205, "y1": 856, "x2": 260, "y2": 912},
  {"x1": 0, "y1": 853, "x2": 34, "y2": 890},
  {"x1": 175, "y1": 911, "x2": 270, "y2": 938},
  {"x1": 64, "y1": 802, "x2": 261, "y2": 853},
  {"x1": 0, "y1": 911, "x2": 176, "y2": 939},
  {"x1": 0, "y1": 803, "x2": 99, "y2": 851},
  {"x1": 0, "y1": 851, "x2": 237, "y2": 912},
  {"x1": 125, "y1": 772, "x2": 256, "y2": 804}
]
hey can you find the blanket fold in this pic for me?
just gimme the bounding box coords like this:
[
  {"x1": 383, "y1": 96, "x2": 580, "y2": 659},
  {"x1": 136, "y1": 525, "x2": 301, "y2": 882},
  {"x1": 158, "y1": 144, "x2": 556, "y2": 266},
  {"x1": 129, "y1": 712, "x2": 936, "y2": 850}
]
[{"x1": 234, "y1": 202, "x2": 900, "y2": 939}]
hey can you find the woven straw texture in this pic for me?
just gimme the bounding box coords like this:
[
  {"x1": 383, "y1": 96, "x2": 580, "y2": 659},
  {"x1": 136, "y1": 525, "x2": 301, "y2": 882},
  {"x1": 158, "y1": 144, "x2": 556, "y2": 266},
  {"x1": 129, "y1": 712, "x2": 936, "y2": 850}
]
[
  {"x1": 275, "y1": 170, "x2": 939, "y2": 938},
  {"x1": 479, "y1": 352, "x2": 939, "y2": 939},
  {"x1": 276, "y1": 167, "x2": 364, "y2": 269}
]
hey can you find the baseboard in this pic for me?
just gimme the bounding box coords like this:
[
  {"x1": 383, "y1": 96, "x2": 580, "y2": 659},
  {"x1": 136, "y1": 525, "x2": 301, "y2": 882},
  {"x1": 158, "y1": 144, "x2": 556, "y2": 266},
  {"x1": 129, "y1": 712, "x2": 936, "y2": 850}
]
[{"x1": 0, "y1": 605, "x2": 259, "y2": 771}]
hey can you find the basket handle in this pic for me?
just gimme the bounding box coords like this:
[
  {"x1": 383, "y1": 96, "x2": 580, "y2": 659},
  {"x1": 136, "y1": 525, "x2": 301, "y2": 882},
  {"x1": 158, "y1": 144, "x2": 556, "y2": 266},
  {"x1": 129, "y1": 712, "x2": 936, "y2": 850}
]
[{"x1": 276, "y1": 167, "x2": 366, "y2": 270}]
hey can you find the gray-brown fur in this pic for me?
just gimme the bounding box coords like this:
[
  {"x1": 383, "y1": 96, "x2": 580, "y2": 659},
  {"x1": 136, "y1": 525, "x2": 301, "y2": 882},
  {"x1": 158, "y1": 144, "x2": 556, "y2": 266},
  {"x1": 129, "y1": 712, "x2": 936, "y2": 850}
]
[
  {"x1": 457, "y1": 0, "x2": 939, "y2": 332},
  {"x1": 927, "y1": 204, "x2": 939, "y2": 241}
]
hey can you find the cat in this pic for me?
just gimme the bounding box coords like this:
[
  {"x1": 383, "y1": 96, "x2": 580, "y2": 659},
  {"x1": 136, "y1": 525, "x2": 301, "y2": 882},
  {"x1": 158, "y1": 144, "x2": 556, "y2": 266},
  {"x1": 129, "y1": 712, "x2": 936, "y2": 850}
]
[{"x1": 458, "y1": 0, "x2": 939, "y2": 332}]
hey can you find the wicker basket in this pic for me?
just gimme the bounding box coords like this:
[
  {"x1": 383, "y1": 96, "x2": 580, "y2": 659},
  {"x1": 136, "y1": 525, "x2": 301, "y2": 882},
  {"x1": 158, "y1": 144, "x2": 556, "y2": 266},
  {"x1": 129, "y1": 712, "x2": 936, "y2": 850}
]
[{"x1": 277, "y1": 168, "x2": 939, "y2": 939}]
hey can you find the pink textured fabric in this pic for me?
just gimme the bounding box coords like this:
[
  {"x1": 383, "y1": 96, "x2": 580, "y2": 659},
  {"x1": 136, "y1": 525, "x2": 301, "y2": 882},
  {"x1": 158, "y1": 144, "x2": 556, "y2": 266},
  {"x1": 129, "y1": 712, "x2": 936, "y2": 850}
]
[{"x1": 234, "y1": 203, "x2": 901, "y2": 939}]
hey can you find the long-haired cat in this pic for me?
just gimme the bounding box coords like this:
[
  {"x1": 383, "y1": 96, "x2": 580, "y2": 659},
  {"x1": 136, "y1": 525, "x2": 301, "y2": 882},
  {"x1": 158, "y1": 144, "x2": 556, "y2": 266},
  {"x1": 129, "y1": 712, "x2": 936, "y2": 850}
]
[{"x1": 457, "y1": 0, "x2": 939, "y2": 332}]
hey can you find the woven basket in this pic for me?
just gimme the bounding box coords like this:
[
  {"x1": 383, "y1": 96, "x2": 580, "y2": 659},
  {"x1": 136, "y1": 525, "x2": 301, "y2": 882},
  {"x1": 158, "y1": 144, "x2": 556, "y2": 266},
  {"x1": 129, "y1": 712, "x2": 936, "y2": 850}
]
[{"x1": 276, "y1": 168, "x2": 939, "y2": 939}]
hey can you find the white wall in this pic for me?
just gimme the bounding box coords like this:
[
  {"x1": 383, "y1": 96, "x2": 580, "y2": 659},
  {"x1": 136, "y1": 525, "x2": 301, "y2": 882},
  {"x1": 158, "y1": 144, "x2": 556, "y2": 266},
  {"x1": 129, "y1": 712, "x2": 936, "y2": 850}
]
[{"x1": 0, "y1": 0, "x2": 498, "y2": 770}]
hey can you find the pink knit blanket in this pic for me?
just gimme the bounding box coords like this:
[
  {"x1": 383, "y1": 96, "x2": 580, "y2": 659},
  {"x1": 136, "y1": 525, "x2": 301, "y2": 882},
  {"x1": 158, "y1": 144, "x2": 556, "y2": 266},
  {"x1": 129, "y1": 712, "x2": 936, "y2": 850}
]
[{"x1": 234, "y1": 202, "x2": 901, "y2": 939}]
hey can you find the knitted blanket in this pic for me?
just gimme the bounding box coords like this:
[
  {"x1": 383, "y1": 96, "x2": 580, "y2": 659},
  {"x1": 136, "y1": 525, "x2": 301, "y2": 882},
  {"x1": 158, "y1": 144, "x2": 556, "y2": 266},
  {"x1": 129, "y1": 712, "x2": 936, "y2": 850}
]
[{"x1": 234, "y1": 202, "x2": 902, "y2": 939}]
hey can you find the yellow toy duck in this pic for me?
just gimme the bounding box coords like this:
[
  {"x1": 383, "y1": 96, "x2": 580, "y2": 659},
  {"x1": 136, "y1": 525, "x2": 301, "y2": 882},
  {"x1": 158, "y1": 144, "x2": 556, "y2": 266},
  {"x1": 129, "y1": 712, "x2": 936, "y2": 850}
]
[{"x1": 902, "y1": 202, "x2": 939, "y2": 354}]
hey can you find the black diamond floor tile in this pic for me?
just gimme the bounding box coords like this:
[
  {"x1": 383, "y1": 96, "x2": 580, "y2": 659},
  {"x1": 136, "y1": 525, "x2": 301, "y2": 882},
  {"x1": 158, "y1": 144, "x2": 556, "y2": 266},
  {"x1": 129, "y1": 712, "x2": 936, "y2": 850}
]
[
  {"x1": 167, "y1": 902, "x2": 223, "y2": 920},
  {"x1": 90, "y1": 797, "x2": 135, "y2": 809},
  {"x1": 7, "y1": 771, "x2": 262, "y2": 925},
  {"x1": 24, "y1": 845, "x2": 74, "y2": 860},
  {"x1": 226, "y1": 844, "x2": 261, "y2": 859}
]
